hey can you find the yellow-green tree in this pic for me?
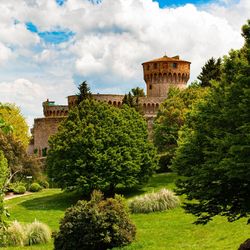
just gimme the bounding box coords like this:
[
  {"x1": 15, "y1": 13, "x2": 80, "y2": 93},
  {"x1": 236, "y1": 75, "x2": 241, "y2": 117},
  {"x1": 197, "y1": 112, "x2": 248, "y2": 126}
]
[{"x1": 0, "y1": 104, "x2": 29, "y2": 148}]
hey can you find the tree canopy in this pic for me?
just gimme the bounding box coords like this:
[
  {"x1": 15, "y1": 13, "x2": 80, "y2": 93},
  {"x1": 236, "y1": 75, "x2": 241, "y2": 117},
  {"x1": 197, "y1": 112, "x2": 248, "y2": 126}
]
[
  {"x1": 47, "y1": 99, "x2": 158, "y2": 195},
  {"x1": 122, "y1": 87, "x2": 145, "y2": 113},
  {"x1": 153, "y1": 85, "x2": 208, "y2": 170},
  {"x1": 0, "y1": 103, "x2": 29, "y2": 148},
  {"x1": 172, "y1": 20, "x2": 250, "y2": 224},
  {"x1": 197, "y1": 57, "x2": 221, "y2": 87}
]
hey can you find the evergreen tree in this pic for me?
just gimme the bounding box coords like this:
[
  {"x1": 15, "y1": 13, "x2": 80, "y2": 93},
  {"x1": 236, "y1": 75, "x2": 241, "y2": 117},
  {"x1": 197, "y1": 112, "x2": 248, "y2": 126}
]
[
  {"x1": 172, "y1": 20, "x2": 250, "y2": 224},
  {"x1": 77, "y1": 81, "x2": 92, "y2": 104},
  {"x1": 197, "y1": 57, "x2": 221, "y2": 87}
]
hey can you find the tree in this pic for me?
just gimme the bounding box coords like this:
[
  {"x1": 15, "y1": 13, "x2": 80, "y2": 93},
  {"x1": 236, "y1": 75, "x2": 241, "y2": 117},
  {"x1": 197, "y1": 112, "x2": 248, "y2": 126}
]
[
  {"x1": 153, "y1": 84, "x2": 208, "y2": 171},
  {"x1": 0, "y1": 151, "x2": 9, "y2": 228},
  {"x1": 122, "y1": 87, "x2": 145, "y2": 113},
  {"x1": 0, "y1": 132, "x2": 41, "y2": 181},
  {"x1": 0, "y1": 104, "x2": 12, "y2": 135},
  {"x1": 197, "y1": 57, "x2": 221, "y2": 87},
  {"x1": 0, "y1": 103, "x2": 29, "y2": 148},
  {"x1": 47, "y1": 99, "x2": 158, "y2": 196},
  {"x1": 172, "y1": 21, "x2": 250, "y2": 224},
  {"x1": 77, "y1": 81, "x2": 92, "y2": 104}
]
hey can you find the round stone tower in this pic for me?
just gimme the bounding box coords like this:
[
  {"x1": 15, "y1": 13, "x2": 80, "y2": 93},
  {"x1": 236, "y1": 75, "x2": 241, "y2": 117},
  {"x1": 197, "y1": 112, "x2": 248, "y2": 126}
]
[{"x1": 142, "y1": 55, "x2": 191, "y2": 97}]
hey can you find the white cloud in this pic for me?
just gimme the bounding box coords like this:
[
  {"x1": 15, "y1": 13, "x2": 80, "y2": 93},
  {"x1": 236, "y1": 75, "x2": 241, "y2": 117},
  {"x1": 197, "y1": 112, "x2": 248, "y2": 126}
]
[
  {"x1": 0, "y1": 43, "x2": 12, "y2": 64},
  {"x1": 0, "y1": 78, "x2": 76, "y2": 127},
  {"x1": 0, "y1": 0, "x2": 249, "y2": 128}
]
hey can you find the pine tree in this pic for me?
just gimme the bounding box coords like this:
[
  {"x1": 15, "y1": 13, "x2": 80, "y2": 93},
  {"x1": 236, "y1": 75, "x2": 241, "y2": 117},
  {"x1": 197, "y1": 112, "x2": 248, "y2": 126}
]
[{"x1": 197, "y1": 57, "x2": 221, "y2": 87}]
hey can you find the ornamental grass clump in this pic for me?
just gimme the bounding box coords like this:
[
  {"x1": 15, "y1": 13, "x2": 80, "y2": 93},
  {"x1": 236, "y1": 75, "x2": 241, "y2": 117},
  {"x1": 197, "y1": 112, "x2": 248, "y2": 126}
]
[
  {"x1": 25, "y1": 220, "x2": 51, "y2": 245},
  {"x1": 129, "y1": 188, "x2": 180, "y2": 214},
  {"x1": 4, "y1": 221, "x2": 26, "y2": 246}
]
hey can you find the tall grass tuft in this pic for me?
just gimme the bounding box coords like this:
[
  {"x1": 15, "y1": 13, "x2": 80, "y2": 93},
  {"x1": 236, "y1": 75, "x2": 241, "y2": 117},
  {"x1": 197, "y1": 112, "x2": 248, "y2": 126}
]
[
  {"x1": 5, "y1": 220, "x2": 26, "y2": 246},
  {"x1": 129, "y1": 188, "x2": 180, "y2": 214},
  {"x1": 25, "y1": 220, "x2": 51, "y2": 245}
]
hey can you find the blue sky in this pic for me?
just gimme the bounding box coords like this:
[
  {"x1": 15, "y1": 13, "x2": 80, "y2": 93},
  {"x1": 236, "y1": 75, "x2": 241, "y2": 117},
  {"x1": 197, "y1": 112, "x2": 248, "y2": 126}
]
[{"x1": 0, "y1": 0, "x2": 247, "y2": 126}]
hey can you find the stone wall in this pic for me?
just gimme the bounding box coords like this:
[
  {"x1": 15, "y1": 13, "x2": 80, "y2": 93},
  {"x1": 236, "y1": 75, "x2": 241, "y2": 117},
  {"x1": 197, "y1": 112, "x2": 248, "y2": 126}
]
[{"x1": 33, "y1": 117, "x2": 65, "y2": 156}]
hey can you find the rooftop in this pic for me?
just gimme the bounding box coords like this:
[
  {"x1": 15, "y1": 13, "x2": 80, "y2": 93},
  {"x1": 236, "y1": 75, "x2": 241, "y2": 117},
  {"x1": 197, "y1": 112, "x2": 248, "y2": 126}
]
[{"x1": 142, "y1": 55, "x2": 191, "y2": 64}]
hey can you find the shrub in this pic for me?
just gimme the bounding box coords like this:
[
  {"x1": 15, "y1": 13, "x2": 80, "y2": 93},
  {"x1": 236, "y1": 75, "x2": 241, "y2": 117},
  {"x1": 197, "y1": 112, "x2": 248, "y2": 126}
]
[
  {"x1": 5, "y1": 221, "x2": 26, "y2": 246},
  {"x1": 29, "y1": 183, "x2": 42, "y2": 192},
  {"x1": 38, "y1": 180, "x2": 49, "y2": 189},
  {"x1": 14, "y1": 185, "x2": 26, "y2": 194},
  {"x1": 54, "y1": 190, "x2": 136, "y2": 250},
  {"x1": 129, "y1": 188, "x2": 180, "y2": 214},
  {"x1": 25, "y1": 220, "x2": 51, "y2": 245}
]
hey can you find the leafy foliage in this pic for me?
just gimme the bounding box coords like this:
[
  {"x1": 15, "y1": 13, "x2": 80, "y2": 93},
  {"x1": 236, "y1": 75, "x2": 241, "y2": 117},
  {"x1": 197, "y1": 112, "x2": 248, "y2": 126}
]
[
  {"x1": 172, "y1": 21, "x2": 250, "y2": 224},
  {"x1": 129, "y1": 188, "x2": 179, "y2": 214},
  {"x1": 13, "y1": 185, "x2": 26, "y2": 194},
  {"x1": 47, "y1": 99, "x2": 158, "y2": 195},
  {"x1": 197, "y1": 57, "x2": 221, "y2": 87},
  {"x1": 54, "y1": 190, "x2": 136, "y2": 250},
  {"x1": 29, "y1": 183, "x2": 42, "y2": 192},
  {"x1": 0, "y1": 103, "x2": 29, "y2": 148},
  {"x1": 153, "y1": 85, "x2": 208, "y2": 170},
  {"x1": 77, "y1": 80, "x2": 92, "y2": 104},
  {"x1": 122, "y1": 87, "x2": 145, "y2": 113},
  {"x1": 0, "y1": 132, "x2": 42, "y2": 181}
]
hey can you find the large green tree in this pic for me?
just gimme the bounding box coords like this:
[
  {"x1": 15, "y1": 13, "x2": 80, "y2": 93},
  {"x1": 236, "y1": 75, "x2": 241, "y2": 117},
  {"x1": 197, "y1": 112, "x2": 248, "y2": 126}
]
[
  {"x1": 153, "y1": 85, "x2": 208, "y2": 170},
  {"x1": 172, "y1": 21, "x2": 250, "y2": 224},
  {"x1": 47, "y1": 99, "x2": 158, "y2": 195}
]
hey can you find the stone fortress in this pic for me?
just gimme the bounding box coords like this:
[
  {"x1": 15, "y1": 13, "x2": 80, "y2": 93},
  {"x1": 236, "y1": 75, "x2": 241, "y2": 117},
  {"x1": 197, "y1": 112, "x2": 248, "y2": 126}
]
[{"x1": 30, "y1": 55, "x2": 191, "y2": 157}]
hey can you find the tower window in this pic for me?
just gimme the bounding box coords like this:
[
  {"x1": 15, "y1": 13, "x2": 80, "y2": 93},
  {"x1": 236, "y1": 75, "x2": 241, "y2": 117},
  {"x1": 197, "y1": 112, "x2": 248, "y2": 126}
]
[
  {"x1": 149, "y1": 85, "x2": 152, "y2": 90},
  {"x1": 153, "y1": 63, "x2": 157, "y2": 69},
  {"x1": 172, "y1": 63, "x2": 177, "y2": 68}
]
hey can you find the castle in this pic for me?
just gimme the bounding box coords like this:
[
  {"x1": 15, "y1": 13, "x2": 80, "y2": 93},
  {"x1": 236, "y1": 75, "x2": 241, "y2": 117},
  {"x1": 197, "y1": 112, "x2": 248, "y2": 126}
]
[{"x1": 30, "y1": 55, "x2": 191, "y2": 157}]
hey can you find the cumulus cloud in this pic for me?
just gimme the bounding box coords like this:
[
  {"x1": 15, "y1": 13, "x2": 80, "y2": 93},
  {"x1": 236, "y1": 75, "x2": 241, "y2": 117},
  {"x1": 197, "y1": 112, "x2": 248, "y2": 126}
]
[
  {"x1": 0, "y1": 78, "x2": 76, "y2": 127},
  {"x1": 0, "y1": 0, "x2": 249, "y2": 128}
]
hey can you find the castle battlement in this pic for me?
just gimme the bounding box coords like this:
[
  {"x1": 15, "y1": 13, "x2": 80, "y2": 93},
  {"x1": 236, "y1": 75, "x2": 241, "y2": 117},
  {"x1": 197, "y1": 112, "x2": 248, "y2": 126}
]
[{"x1": 30, "y1": 55, "x2": 191, "y2": 157}]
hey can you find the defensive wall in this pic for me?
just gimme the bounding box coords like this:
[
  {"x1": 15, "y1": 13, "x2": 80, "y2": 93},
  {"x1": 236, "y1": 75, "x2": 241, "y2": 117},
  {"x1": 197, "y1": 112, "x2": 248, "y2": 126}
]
[{"x1": 30, "y1": 55, "x2": 191, "y2": 157}]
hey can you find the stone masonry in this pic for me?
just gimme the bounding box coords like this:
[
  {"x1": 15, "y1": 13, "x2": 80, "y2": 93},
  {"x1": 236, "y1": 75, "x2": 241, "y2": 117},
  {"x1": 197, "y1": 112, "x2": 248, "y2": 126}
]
[{"x1": 30, "y1": 55, "x2": 191, "y2": 157}]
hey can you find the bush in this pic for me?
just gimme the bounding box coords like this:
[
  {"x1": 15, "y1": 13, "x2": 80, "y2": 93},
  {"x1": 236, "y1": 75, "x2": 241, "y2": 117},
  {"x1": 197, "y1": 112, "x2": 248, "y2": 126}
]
[
  {"x1": 129, "y1": 188, "x2": 180, "y2": 214},
  {"x1": 4, "y1": 221, "x2": 26, "y2": 246},
  {"x1": 156, "y1": 152, "x2": 173, "y2": 173},
  {"x1": 39, "y1": 180, "x2": 49, "y2": 189},
  {"x1": 54, "y1": 190, "x2": 136, "y2": 250},
  {"x1": 29, "y1": 183, "x2": 42, "y2": 192},
  {"x1": 25, "y1": 220, "x2": 51, "y2": 245},
  {"x1": 14, "y1": 185, "x2": 26, "y2": 194}
]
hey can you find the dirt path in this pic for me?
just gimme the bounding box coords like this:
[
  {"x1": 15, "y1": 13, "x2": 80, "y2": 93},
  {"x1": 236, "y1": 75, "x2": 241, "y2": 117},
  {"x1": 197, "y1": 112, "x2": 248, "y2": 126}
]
[{"x1": 4, "y1": 192, "x2": 32, "y2": 200}]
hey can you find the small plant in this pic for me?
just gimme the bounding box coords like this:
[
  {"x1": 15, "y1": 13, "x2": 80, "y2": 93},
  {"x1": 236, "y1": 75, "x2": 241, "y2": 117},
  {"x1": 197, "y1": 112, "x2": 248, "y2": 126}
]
[
  {"x1": 25, "y1": 220, "x2": 51, "y2": 245},
  {"x1": 38, "y1": 180, "x2": 49, "y2": 189},
  {"x1": 29, "y1": 183, "x2": 42, "y2": 192},
  {"x1": 14, "y1": 185, "x2": 26, "y2": 194},
  {"x1": 54, "y1": 190, "x2": 136, "y2": 250},
  {"x1": 129, "y1": 188, "x2": 180, "y2": 214},
  {"x1": 5, "y1": 221, "x2": 26, "y2": 246}
]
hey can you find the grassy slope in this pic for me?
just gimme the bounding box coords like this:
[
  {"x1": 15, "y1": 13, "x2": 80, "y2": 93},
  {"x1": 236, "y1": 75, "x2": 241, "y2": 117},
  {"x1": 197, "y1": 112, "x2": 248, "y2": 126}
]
[{"x1": 4, "y1": 173, "x2": 250, "y2": 250}]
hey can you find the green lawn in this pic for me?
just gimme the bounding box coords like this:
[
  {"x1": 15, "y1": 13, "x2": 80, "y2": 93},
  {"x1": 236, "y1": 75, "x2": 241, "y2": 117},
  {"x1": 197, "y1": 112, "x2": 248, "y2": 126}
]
[{"x1": 3, "y1": 173, "x2": 250, "y2": 250}]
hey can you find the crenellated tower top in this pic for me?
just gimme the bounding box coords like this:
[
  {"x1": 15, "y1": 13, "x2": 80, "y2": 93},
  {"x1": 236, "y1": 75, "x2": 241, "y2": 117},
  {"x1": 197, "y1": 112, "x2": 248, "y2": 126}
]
[{"x1": 142, "y1": 55, "x2": 191, "y2": 97}]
